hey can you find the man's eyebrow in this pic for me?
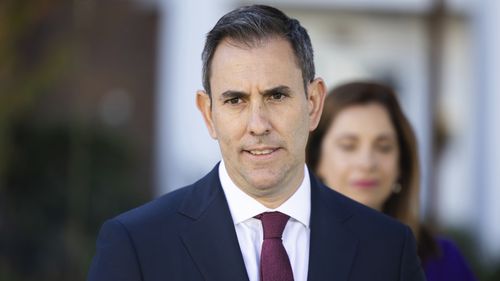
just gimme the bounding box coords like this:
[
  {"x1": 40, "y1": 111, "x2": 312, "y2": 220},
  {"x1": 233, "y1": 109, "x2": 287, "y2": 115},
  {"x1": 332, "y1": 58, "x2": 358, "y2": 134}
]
[
  {"x1": 219, "y1": 86, "x2": 291, "y2": 100},
  {"x1": 262, "y1": 85, "x2": 291, "y2": 96},
  {"x1": 220, "y1": 90, "x2": 248, "y2": 100}
]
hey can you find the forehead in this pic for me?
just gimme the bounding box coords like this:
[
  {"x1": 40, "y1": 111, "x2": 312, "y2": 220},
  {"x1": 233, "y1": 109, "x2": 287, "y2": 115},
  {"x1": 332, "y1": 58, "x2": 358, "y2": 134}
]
[
  {"x1": 331, "y1": 103, "x2": 396, "y2": 136},
  {"x1": 209, "y1": 38, "x2": 303, "y2": 95},
  {"x1": 212, "y1": 36, "x2": 295, "y2": 63}
]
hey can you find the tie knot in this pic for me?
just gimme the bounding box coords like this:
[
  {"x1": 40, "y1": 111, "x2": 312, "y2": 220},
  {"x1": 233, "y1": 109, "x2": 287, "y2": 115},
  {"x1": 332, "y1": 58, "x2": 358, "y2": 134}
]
[{"x1": 256, "y1": 211, "x2": 290, "y2": 239}]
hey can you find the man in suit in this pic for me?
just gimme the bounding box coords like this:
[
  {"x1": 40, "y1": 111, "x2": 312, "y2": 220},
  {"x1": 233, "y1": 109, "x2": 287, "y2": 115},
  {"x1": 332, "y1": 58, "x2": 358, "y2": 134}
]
[{"x1": 87, "y1": 5, "x2": 425, "y2": 281}]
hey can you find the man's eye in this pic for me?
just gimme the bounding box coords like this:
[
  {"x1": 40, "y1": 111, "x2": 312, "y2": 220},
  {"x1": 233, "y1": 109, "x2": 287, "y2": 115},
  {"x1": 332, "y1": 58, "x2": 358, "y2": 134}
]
[
  {"x1": 270, "y1": 93, "x2": 285, "y2": 100},
  {"x1": 225, "y1": 97, "x2": 242, "y2": 104}
]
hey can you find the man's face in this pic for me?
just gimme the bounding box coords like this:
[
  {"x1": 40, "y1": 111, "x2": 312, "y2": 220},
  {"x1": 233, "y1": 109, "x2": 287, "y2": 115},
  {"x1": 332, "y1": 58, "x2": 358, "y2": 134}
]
[{"x1": 197, "y1": 38, "x2": 325, "y2": 207}]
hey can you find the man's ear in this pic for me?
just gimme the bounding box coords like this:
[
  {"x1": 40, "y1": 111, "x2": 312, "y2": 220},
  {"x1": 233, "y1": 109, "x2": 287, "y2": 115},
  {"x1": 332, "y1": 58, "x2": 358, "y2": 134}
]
[
  {"x1": 307, "y1": 78, "x2": 326, "y2": 131},
  {"x1": 196, "y1": 90, "x2": 218, "y2": 139}
]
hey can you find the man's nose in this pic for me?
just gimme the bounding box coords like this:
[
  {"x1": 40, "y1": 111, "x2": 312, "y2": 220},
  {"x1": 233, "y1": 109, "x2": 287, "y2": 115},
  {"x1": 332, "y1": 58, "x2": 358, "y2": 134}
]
[{"x1": 247, "y1": 102, "x2": 271, "y2": 136}]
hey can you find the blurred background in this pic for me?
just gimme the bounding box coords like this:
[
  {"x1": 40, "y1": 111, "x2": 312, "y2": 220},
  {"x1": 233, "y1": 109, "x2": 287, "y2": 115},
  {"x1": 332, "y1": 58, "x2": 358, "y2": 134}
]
[{"x1": 0, "y1": 0, "x2": 499, "y2": 280}]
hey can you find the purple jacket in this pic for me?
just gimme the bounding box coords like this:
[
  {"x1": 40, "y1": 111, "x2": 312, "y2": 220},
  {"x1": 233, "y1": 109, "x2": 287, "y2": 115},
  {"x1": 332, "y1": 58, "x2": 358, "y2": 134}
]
[{"x1": 425, "y1": 237, "x2": 477, "y2": 281}]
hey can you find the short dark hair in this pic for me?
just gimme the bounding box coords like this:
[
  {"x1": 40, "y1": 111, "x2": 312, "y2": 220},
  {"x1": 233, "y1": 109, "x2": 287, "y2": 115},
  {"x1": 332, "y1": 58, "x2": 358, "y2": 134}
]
[{"x1": 201, "y1": 5, "x2": 315, "y2": 96}]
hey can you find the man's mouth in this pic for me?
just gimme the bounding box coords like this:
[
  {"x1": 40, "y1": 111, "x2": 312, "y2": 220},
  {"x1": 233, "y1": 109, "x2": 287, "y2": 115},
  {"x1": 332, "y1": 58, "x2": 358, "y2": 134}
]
[{"x1": 248, "y1": 149, "x2": 275, "y2": 155}]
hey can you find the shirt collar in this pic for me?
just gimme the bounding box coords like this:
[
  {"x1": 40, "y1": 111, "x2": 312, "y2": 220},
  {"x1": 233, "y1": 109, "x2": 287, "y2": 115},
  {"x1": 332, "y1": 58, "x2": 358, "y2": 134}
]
[{"x1": 219, "y1": 160, "x2": 311, "y2": 228}]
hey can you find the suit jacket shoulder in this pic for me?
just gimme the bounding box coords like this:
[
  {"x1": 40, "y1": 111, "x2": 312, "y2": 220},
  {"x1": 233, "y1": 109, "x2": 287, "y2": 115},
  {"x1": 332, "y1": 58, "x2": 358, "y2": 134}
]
[
  {"x1": 87, "y1": 164, "x2": 250, "y2": 281},
  {"x1": 307, "y1": 172, "x2": 425, "y2": 281},
  {"x1": 88, "y1": 164, "x2": 425, "y2": 281}
]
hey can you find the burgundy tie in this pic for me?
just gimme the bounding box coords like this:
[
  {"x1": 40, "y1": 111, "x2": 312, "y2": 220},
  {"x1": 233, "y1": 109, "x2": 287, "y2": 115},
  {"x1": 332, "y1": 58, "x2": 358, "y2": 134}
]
[{"x1": 256, "y1": 211, "x2": 294, "y2": 281}]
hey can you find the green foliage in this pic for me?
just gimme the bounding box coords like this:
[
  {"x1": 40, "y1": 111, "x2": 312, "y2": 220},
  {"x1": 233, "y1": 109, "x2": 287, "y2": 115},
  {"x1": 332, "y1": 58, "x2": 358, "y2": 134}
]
[
  {"x1": 0, "y1": 0, "x2": 72, "y2": 181},
  {"x1": 0, "y1": 121, "x2": 148, "y2": 281},
  {"x1": 0, "y1": 1, "x2": 150, "y2": 280}
]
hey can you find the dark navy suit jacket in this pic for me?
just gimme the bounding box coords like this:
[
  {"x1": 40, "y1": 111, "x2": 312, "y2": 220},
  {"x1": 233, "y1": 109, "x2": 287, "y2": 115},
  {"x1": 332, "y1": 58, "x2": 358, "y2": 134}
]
[{"x1": 87, "y1": 164, "x2": 425, "y2": 281}]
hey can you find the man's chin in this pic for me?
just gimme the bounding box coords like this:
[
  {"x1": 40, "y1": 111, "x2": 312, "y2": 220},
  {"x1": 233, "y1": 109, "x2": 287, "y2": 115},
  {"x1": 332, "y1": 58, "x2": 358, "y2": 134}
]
[
  {"x1": 244, "y1": 174, "x2": 283, "y2": 193},
  {"x1": 250, "y1": 181, "x2": 280, "y2": 192}
]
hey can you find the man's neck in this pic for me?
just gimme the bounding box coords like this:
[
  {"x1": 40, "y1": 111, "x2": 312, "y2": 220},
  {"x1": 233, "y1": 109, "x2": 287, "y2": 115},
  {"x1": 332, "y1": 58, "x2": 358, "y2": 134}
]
[{"x1": 222, "y1": 161, "x2": 305, "y2": 209}]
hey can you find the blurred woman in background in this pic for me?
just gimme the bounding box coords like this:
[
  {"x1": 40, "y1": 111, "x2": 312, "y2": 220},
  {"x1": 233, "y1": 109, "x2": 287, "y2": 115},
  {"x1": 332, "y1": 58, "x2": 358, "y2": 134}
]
[{"x1": 307, "y1": 81, "x2": 476, "y2": 281}]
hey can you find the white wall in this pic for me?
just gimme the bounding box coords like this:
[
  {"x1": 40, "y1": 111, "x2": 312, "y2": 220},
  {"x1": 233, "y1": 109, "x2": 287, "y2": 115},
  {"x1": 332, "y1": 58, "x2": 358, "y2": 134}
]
[{"x1": 472, "y1": 0, "x2": 500, "y2": 261}]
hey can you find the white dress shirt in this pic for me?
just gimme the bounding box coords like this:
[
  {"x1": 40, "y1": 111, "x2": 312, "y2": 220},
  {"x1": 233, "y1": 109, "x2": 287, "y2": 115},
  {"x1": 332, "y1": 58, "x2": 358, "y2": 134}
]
[{"x1": 219, "y1": 161, "x2": 311, "y2": 281}]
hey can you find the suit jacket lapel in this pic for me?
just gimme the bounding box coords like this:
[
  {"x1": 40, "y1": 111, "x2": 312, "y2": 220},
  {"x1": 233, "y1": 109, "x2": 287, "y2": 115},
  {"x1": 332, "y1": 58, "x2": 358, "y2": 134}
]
[
  {"x1": 307, "y1": 173, "x2": 359, "y2": 281},
  {"x1": 178, "y1": 164, "x2": 250, "y2": 281}
]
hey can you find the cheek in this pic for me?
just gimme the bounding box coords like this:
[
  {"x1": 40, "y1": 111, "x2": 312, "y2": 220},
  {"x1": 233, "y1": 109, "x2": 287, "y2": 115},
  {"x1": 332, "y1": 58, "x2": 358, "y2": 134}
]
[
  {"x1": 288, "y1": 109, "x2": 310, "y2": 133},
  {"x1": 381, "y1": 154, "x2": 399, "y2": 182},
  {"x1": 212, "y1": 113, "x2": 243, "y2": 140},
  {"x1": 276, "y1": 110, "x2": 310, "y2": 148}
]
